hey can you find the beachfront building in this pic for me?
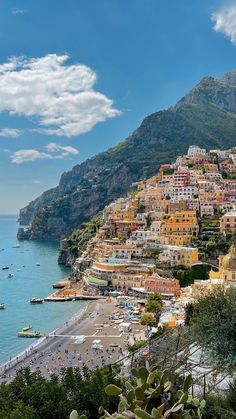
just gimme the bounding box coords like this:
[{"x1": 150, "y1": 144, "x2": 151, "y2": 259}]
[
  {"x1": 144, "y1": 275, "x2": 180, "y2": 297},
  {"x1": 112, "y1": 264, "x2": 153, "y2": 291}
]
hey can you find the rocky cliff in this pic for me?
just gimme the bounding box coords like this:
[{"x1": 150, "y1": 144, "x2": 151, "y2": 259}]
[{"x1": 18, "y1": 71, "x2": 236, "y2": 240}]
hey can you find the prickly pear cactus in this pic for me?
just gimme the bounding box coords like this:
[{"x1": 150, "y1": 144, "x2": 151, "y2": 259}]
[{"x1": 101, "y1": 367, "x2": 205, "y2": 418}]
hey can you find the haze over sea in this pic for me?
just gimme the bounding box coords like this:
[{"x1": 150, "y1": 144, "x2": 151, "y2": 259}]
[{"x1": 0, "y1": 215, "x2": 85, "y2": 365}]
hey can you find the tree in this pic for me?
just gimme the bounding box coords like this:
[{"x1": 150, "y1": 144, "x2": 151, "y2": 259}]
[
  {"x1": 140, "y1": 313, "x2": 156, "y2": 328},
  {"x1": 185, "y1": 288, "x2": 236, "y2": 365},
  {"x1": 145, "y1": 293, "x2": 162, "y2": 326}
]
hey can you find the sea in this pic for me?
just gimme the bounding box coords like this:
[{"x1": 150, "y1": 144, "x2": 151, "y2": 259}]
[{"x1": 0, "y1": 215, "x2": 85, "y2": 365}]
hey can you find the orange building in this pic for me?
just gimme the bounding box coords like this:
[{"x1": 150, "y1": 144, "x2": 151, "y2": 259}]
[{"x1": 144, "y1": 275, "x2": 180, "y2": 297}]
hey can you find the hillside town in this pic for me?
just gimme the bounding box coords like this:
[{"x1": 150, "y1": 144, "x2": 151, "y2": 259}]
[{"x1": 47, "y1": 144, "x2": 236, "y2": 328}]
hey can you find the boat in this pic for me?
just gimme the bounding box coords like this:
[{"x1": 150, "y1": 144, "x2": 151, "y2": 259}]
[
  {"x1": 12, "y1": 244, "x2": 20, "y2": 248},
  {"x1": 29, "y1": 298, "x2": 44, "y2": 304},
  {"x1": 35, "y1": 262, "x2": 40, "y2": 266},
  {"x1": 18, "y1": 331, "x2": 44, "y2": 338},
  {"x1": 2, "y1": 266, "x2": 9, "y2": 270},
  {"x1": 0, "y1": 303, "x2": 5, "y2": 310},
  {"x1": 22, "y1": 325, "x2": 32, "y2": 331},
  {"x1": 8, "y1": 273, "x2": 14, "y2": 278}
]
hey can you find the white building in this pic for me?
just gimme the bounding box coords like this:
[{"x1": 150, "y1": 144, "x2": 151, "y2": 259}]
[
  {"x1": 187, "y1": 145, "x2": 206, "y2": 158},
  {"x1": 200, "y1": 203, "x2": 214, "y2": 217}
]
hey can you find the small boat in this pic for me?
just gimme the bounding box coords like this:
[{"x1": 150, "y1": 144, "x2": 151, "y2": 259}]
[
  {"x1": 0, "y1": 303, "x2": 5, "y2": 310},
  {"x1": 8, "y1": 273, "x2": 14, "y2": 278},
  {"x1": 22, "y1": 325, "x2": 32, "y2": 331},
  {"x1": 18, "y1": 331, "x2": 44, "y2": 338},
  {"x1": 12, "y1": 244, "x2": 20, "y2": 248},
  {"x1": 35, "y1": 262, "x2": 40, "y2": 266},
  {"x1": 2, "y1": 266, "x2": 9, "y2": 270},
  {"x1": 29, "y1": 298, "x2": 44, "y2": 304}
]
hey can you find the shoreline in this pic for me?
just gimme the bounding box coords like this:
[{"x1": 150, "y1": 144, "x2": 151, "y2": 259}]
[
  {"x1": 0, "y1": 297, "x2": 146, "y2": 382},
  {"x1": 0, "y1": 300, "x2": 90, "y2": 375}
]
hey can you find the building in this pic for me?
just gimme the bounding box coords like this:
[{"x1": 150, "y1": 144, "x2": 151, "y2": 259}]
[
  {"x1": 220, "y1": 211, "x2": 236, "y2": 235},
  {"x1": 158, "y1": 245, "x2": 199, "y2": 267},
  {"x1": 200, "y1": 203, "x2": 214, "y2": 217},
  {"x1": 144, "y1": 275, "x2": 180, "y2": 297},
  {"x1": 209, "y1": 243, "x2": 236, "y2": 288},
  {"x1": 187, "y1": 145, "x2": 206, "y2": 158}
]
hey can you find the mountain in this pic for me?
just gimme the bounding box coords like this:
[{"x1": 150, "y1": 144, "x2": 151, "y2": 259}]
[{"x1": 18, "y1": 71, "x2": 236, "y2": 240}]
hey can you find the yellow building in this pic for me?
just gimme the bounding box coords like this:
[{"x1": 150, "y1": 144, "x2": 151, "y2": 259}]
[
  {"x1": 209, "y1": 243, "x2": 236, "y2": 287},
  {"x1": 161, "y1": 214, "x2": 199, "y2": 239},
  {"x1": 168, "y1": 235, "x2": 193, "y2": 246}
]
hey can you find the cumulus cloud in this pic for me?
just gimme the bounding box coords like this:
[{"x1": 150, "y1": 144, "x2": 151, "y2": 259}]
[
  {"x1": 0, "y1": 54, "x2": 120, "y2": 137},
  {"x1": 11, "y1": 142, "x2": 79, "y2": 164},
  {"x1": 0, "y1": 128, "x2": 22, "y2": 137},
  {"x1": 212, "y1": 4, "x2": 236, "y2": 44}
]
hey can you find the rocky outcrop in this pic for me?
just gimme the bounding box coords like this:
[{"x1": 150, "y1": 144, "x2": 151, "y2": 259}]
[{"x1": 175, "y1": 72, "x2": 236, "y2": 113}]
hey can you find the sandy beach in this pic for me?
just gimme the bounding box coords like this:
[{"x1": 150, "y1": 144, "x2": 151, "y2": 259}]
[{"x1": 0, "y1": 298, "x2": 145, "y2": 382}]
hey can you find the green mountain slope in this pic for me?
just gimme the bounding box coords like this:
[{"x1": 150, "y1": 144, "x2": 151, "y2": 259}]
[{"x1": 18, "y1": 72, "x2": 236, "y2": 240}]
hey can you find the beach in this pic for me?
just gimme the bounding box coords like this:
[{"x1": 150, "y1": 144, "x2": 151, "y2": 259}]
[{"x1": 0, "y1": 298, "x2": 146, "y2": 382}]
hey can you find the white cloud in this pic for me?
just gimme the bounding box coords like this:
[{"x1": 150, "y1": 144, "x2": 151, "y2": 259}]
[
  {"x1": 11, "y1": 142, "x2": 79, "y2": 164},
  {"x1": 0, "y1": 128, "x2": 22, "y2": 137},
  {"x1": 0, "y1": 54, "x2": 120, "y2": 137},
  {"x1": 45, "y1": 142, "x2": 79, "y2": 155},
  {"x1": 11, "y1": 149, "x2": 52, "y2": 164},
  {"x1": 212, "y1": 4, "x2": 236, "y2": 44}
]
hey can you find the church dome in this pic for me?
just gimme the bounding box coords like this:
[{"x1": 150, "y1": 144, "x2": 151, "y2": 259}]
[{"x1": 222, "y1": 244, "x2": 236, "y2": 271}]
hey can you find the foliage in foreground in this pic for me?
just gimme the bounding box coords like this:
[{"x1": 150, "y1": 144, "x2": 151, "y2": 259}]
[
  {"x1": 0, "y1": 365, "x2": 120, "y2": 419},
  {"x1": 71, "y1": 366, "x2": 205, "y2": 418},
  {"x1": 185, "y1": 288, "x2": 236, "y2": 365}
]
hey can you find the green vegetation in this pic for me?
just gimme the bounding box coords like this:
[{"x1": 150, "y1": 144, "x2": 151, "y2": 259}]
[
  {"x1": 58, "y1": 214, "x2": 102, "y2": 266},
  {"x1": 185, "y1": 288, "x2": 236, "y2": 365},
  {"x1": 173, "y1": 264, "x2": 211, "y2": 287},
  {"x1": 0, "y1": 366, "x2": 120, "y2": 419},
  {"x1": 128, "y1": 340, "x2": 147, "y2": 353},
  {"x1": 73, "y1": 367, "x2": 205, "y2": 418},
  {"x1": 141, "y1": 293, "x2": 163, "y2": 327},
  {"x1": 140, "y1": 313, "x2": 157, "y2": 328}
]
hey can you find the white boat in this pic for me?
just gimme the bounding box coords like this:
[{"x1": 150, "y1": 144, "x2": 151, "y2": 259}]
[
  {"x1": 2, "y1": 266, "x2": 9, "y2": 270},
  {"x1": 35, "y1": 262, "x2": 40, "y2": 266},
  {"x1": 12, "y1": 244, "x2": 20, "y2": 248},
  {"x1": 0, "y1": 303, "x2": 5, "y2": 310},
  {"x1": 8, "y1": 273, "x2": 14, "y2": 278}
]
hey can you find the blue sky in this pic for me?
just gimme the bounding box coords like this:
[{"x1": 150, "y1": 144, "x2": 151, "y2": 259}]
[{"x1": 0, "y1": 0, "x2": 236, "y2": 213}]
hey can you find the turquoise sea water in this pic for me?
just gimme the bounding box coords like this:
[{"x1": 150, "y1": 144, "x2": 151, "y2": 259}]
[{"x1": 0, "y1": 215, "x2": 85, "y2": 364}]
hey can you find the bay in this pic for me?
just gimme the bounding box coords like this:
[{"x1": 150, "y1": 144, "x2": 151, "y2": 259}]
[{"x1": 0, "y1": 215, "x2": 85, "y2": 364}]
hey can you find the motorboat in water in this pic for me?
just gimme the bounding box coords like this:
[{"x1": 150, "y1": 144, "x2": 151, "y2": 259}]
[
  {"x1": 22, "y1": 325, "x2": 32, "y2": 331},
  {"x1": 0, "y1": 303, "x2": 5, "y2": 309},
  {"x1": 2, "y1": 266, "x2": 9, "y2": 270},
  {"x1": 35, "y1": 262, "x2": 40, "y2": 266},
  {"x1": 29, "y1": 298, "x2": 44, "y2": 304},
  {"x1": 12, "y1": 244, "x2": 20, "y2": 248},
  {"x1": 18, "y1": 331, "x2": 44, "y2": 338},
  {"x1": 8, "y1": 273, "x2": 14, "y2": 278}
]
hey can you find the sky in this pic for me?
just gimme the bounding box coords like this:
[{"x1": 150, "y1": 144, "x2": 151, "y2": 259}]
[{"x1": 0, "y1": 0, "x2": 236, "y2": 213}]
